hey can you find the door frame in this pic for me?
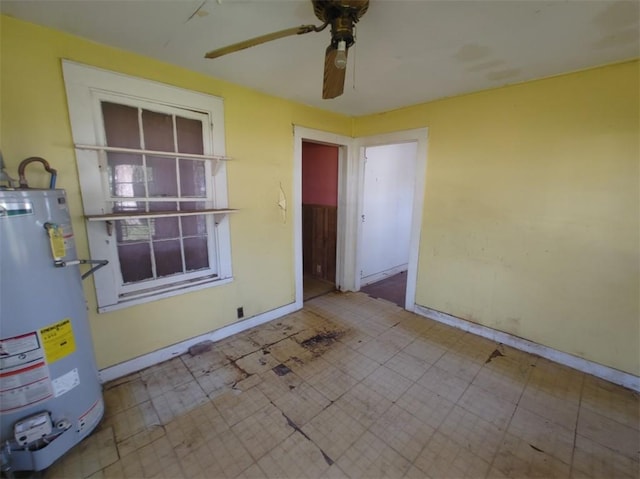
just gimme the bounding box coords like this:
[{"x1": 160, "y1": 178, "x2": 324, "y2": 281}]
[
  {"x1": 294, "y1": 126, "x2": 428, "y2": 312},
  {"x1": 293, "y1": 127, "x2": 355, "y2": 309},
  {"x1": 354, "y1": 128, "x2": 428, "y2": 311}
]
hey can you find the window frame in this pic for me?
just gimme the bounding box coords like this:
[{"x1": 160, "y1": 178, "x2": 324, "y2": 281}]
[
  {"x1": 63, "y1": 60, "x2": 233, "y2": 313},
  {"x1": 97, "y1": 96, "x2": 219, "y2": 295}
]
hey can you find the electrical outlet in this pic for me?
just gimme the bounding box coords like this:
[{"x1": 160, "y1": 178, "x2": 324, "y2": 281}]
[
  {"x1": 316, "y1": 265, "x2": 322, "y2": 274},
  {"x1": 237, "y1": 307, "x2": 244, "y2": 319}
]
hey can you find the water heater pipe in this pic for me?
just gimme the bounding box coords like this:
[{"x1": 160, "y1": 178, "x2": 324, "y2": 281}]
[
  {"x1": 18, "y1": 157, "x2": 57, "y2": 189},
  {"x1": 54, "y1": 259, "x2": 109, "y2": 280}
]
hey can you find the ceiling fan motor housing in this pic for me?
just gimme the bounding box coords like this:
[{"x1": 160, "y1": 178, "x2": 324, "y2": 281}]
[{"x1": 312, "y1": 0, "x2": 369, "y2": 48}]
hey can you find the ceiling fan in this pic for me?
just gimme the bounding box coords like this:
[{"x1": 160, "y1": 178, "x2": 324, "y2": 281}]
[{"x1": 204, "y1": 0, "x2": 369, "y2": 99}]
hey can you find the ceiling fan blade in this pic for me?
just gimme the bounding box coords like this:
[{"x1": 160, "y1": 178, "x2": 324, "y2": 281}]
[
  {"x1": 323, "y1": 45, "x2": 347, "y2": 99},
  {"x1": 205, "y1": 25, "x2": 320, "y2": 59}
]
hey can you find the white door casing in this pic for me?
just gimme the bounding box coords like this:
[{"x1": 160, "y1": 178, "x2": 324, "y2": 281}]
[
  {"x1": 293, "y1": 126, "x2": 428, "y2": 311},
  {"x1": 360, "y1": 142, "x2": 418, "y2": 284}
]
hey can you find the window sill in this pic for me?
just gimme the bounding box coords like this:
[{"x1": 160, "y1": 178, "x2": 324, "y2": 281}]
[{"x1": 98, "y1": 276, "x2": 233, "y2": 313}]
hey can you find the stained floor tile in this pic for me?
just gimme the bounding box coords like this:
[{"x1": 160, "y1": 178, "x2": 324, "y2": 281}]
[
  {"x1": 519, "y1": 381, "x2": 580, "y2": 431},
  {"x1": 305, "y1": 363, "x2": 359, "y2": 401},
  {"x1": 336, "y1": 430, "x2": 412, "y2": 479},
  {"x1": 256, "y1": 431, "x2": 332, "y2": 478},
  {"x1": 213, "y1": 387, "x2": 271, "y2": 427},
  {"x1": 150, "y1": 379, "x2": 209, "y2": 424},
  {"x1": 413, "y1": 431, "x2": 491, "y2": 478},
  {"x1": 581, "y1": 375, "x2": 640, "y2": 428},
  {"x1": 507, "y1": 406, "x2": 575, "y2": 465},
  {"x1": 361, "y1": 365, "x2": 413, "y2": 402},
  {"x1": 195, "y1": 362, "x2": 247, "y2": 398},
  {"x1": 458, "y1": 383, "x2": 518, "y2": 430},
  {"x1": 417, "y1": 364, "x2": 470, "y2": 403},
  {"x1": 577, "y1": 406, "x2": 640, "y2": 459},
  {"x1": 436, "y1": 404, "x2": 504, "y2": 463},
  {"x1": 271, "y1": 381, "x2": 331, "y2": 427},
  {"x1": 368, "y1": 404, "x2": 435, "y2": 462},
  {"x1": 141, "y1": 357, "x2": 193, "y2": 398},
  {"x1": 181, "y1": 347, "x2": 229, "y2": 377},
  {"x1": 491, "y1": 432, "x2": 571, "y2": 478},
  {"x1": 334, "y1": 382, "x2": 393, "y2": 429},
  {"x1": 102, "y1": 375, "x2": 150, "y2": 415},
  {"x1": 231, "y1": 403, "x2": 295, "y2": 461},
  {"x1": 301, "y1": 402, "x2": 367, "y2": 462},
  {"x1": 102, "y1": 399, "x2": 160, "y2": 441},
  {"x1": 40, "y1": 292, "x2": 639, "y2": 479},
  {"x1": 396, "y1": 382, "x2": 455, "y2": 430},
  {"x1": 571, "y1": 434, "x2": 640, "y2": 479}
]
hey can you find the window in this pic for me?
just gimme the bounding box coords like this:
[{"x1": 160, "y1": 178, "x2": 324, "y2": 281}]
[{"x1": 63, "y1": 61, "x2": 233, "y2": 312}]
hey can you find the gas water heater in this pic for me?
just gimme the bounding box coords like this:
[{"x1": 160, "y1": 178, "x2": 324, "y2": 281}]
[{"x1": 0, "y1": 187, "x2": 105, "y2": 472}]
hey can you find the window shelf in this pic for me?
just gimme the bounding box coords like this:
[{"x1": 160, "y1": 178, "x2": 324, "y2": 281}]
[
  {"x1": 85, "y1": 208, "x2": 237, "y2": 221},
  {"x1": 75, "y1": 144, "x2": 232, "y2": 162}
]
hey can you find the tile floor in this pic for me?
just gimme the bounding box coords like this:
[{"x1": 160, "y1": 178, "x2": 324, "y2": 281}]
[
  {"x1": 44, "y1": 292, "x2": 639, "y2": 479},
  {"x1": 303, "y1": 276, "x2": 336, "y2": 301}
]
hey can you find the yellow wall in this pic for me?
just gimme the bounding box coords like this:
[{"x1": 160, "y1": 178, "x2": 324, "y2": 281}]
[
  {"x1": 0, "y1": 16, "x2": 351, "y2": 368},
  {"x1": 356, "y1": 61, "x2": 640, "y2": 375},
  {"x1": 2, "y1": 16, "x2": 638, "y2": 376}
]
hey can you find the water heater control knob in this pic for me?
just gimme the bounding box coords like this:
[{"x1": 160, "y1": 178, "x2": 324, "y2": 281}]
[{"x1": 13, "y1": 412, "x2": 52, "y2": 446}]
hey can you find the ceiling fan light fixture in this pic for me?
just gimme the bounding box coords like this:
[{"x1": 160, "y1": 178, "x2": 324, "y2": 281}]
[
  {"x1": 205, "y1": 0, "x2": 369, "y2": 99},
  {"x1": 334, "y1": 40, "x2": 348, "y2": 69}
]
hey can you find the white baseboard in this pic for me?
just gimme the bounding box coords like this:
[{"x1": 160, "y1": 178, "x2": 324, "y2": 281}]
[
  {"x1": 98, "y1": 301, "x2": 301, "y2": 383},
  {"x1": 414, "y1": 305, "x2": 640, "y2": 393},
  {"x1": 99, "y1": 298, "x2": 639, "y2": 393},
  {"x1": 361, "y1": 264, "x2": 407, "y2": 287}
]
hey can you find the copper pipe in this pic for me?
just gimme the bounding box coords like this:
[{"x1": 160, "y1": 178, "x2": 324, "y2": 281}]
[{"x1": 18, "y1": 157, "x2": 58, "y2": 189}]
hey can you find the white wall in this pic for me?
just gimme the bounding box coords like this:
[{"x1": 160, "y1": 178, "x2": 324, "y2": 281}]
[{"x1": 360, "y1": 142, "x2": 418, "y2": 284}]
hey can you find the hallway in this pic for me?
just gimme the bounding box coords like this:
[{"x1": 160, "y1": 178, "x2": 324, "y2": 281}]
[{"x1": 361, "y1": 272, "x2": 408, "y2": 308}]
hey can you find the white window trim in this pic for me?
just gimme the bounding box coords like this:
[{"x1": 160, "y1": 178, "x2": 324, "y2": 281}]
[{"x1": 63, "y1": 60, "x2": 233, "y2": 313}]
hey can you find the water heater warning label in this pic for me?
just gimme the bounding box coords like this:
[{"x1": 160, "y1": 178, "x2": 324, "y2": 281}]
[
  {"x1": 40, "y1": 319, "x2": 76, "y2": 363},
  {"x1": 0, "y1": 332, "x2": 42, "y2": 370},
  {"x1": 0, "y1": 362, "x2": 53, "y2": 413}
]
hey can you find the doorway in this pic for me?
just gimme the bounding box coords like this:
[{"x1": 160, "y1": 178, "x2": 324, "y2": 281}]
[
  {"x1": 302, "y1": 141, "x2": 338, "y2": 300},
  {"x1": 293, "y1": 126, "x2": 428, "y2": 312},
  {"x1": 358, "y1": 142, "x2": 418, "y2": 307},
  {"x1": 354, "y1": 129, "x2": 428, "y2": 311}
]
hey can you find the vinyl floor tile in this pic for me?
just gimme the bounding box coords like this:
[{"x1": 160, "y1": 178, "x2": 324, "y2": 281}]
[{"x1": 42, "y1": 292, "x2": 640, "y2": 479}]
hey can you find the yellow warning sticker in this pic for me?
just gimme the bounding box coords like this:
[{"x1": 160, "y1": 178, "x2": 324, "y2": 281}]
[
  {"x1": 40, "y1": 319, "x2": 76, "y2": 363},
  {"x1": 48, "y1": 225, "x2": 66, "y2": 260}
]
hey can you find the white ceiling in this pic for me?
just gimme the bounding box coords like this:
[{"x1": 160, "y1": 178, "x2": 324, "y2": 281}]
[{"x1": 2, "y1": 0, "x2": 638, "y2": 116}]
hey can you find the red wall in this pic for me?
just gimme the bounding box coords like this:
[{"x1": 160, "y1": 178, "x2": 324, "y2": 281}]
[{"x1": 302, "y1": 142, "x2": 338, "y2": 207}]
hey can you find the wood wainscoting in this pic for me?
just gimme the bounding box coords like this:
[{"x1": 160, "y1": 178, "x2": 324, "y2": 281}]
[{"x1": 302, "y1": 204, "x2": 337, "y2": 283}]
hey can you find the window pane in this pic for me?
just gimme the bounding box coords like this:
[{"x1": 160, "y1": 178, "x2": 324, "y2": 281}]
[
  {"x1": 113, "y1": 201, "x2": 148, "y2": 243},
  {"x1": 149, "y1": 202, "x2": 179, "y2": 240},
  {"x1": 117, "y1": 218, "x2": 151, "y2": 243},
  {"x1": 176, "y1": 116, "x2": 204, "y2": 154},
  {"x1": 153, "y1": 240, "x2": 183, "y2": 277},
  {"x1": 102, "y1": 102, "x2": 140, "y2": 149},
  {"x1": 118, "y1": 243, "x2": 153, "y2": 283},
  {"x1": 113, "y1": 200, "x2": 146, "y2": 213},
  {"x1": 181, "y1": 201, "x2": 207, "y2": 236},
  {"x1": 184, "y1": 237, "x2": 209, "y2": 271},
  {"x1": 107, "y1": 153, "x2": 145, "y2": 197},
  {"x1": 147, "y1": 156, "x2": 178, "y2": 197},
  {"x1": 142, "y1": 110, "x2": 174, "y2": 152},
  {"x1": 179, "y1": 159, "x2": 206, "y2": 197},
  {"x1": 148, "y1": 201, "x2": 177, "y2": 212}
]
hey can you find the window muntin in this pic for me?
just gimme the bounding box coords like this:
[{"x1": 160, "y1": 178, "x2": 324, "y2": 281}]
[{"x1": 99, "y1": 100, "x2": 217, "y2": 290}]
